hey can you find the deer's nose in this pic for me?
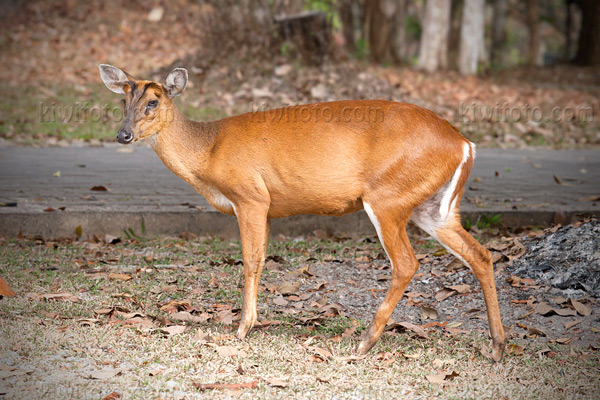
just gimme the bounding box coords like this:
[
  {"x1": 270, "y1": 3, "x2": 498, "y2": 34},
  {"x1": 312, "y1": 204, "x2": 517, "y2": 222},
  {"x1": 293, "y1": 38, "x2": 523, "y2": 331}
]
[{"x1": 116, "y1": 129, "x2": 133, "y2": 144}]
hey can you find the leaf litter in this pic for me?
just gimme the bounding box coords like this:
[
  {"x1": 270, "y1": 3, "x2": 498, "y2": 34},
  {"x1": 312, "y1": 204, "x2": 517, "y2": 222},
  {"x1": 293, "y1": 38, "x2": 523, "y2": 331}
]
[{"x1": 1, "y1": 220, "x2": 599, "y2": 398}]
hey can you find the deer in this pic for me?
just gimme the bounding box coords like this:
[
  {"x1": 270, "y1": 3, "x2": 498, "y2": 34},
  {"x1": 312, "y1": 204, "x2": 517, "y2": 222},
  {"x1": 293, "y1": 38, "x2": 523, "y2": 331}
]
[{"x1": 99, "y1": 64, "x2": 506, "y2": 361}]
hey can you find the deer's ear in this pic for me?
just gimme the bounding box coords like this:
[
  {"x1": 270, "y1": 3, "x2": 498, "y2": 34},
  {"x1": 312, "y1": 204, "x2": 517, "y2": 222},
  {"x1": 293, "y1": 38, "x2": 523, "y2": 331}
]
[
  {"x1": 99, "y1": 64, "x2": 129, "y2": 94},
  {"x1": 164, "y1": 68, "x2": 188, "y2": 98}
]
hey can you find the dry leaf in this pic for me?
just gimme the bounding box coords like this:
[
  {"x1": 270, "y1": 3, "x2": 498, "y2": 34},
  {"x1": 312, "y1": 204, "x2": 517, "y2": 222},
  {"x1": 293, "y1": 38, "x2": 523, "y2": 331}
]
[
  {"x1": 434, "y1": 288, "x2": 455, "y2": 302},
  {"x1": 564, "y1": 319, "x2": 583, "y2": 330},
  {"x1": 171, "y1": 311, "x2": 207, "y2": 324},
  {"x1": 547, "y1": 337, "x2": 571, "y2": 345},
  {"x1": 160, "y1": 299, "x2": 192, "y2": 314},
  {"x1": 386, "y1": 321, "x2": 429, "y2": 339},
  {"x1": 90, "y1": 185, "x2": 109, "y2": 191},
  {"x1": 89, "y1": 369, "x2": 122, "y2": 380},
  {"x1": 568, "y1": 299, "x2": 592, "y2": 316},
  {"x1": 277, "y1": 281, "x2": 301, "y2": 295},
  {"x1": 216, "y1": 345, "x2": 239, "y2": 357},
  {"x1": 336, "y1": 355, "x2": 364, "y2": 363},
  {"x1": 426, "y1": 371, "x2": 459, "y2": 383},
  {"x1": 432, "y1": 358, "x2": 455, "y2": 368},
  {"x1": 159, "y1": 325, "x2": 186, "y2": 335},
  {"x1": 263, "y1": 377, "x2": 288, "y2": 388},
  {"x1": 39, "y1": 293, "x2": 80, "y2": 303},
  {"x1": 102, "y1": 392, "x2": 121, "y2": 400},
  {"x1": 108, "y1": 273, "x2": 132, "y2": 281},
  {"x1": 273, "y1": 296, "x2": 289, "y2": 306},
  {"x1": 308, "y1": 346, "x2": 332, "y2": 359},
  {"x1": 309, "y1": 354, "x2": 325, "y2": 363},
  {"x1": 506, "y1": 343, "x2": 524, "y2": 356},
  {"x1": 342, "y1": 319, "x2": 358, "y2": 338},
  {"x1": 420, "y1": 306, "x2": 439, "y2": 320},
  {"x1": 535, "y1": 302, "x2": 577, "y2": 317}
]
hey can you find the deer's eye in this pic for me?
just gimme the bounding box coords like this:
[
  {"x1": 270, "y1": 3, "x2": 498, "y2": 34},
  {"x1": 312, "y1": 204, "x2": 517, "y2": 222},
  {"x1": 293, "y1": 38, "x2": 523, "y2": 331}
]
[{"x1": 147, "y1": 99, "x2": 158, "y2": 108}]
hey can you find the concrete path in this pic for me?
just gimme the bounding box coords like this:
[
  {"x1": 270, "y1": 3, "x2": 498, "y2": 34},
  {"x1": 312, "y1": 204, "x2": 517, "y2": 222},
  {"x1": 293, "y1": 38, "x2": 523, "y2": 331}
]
[{"x1": 0, "y1": 145, "x2": 598, "y2": 238}]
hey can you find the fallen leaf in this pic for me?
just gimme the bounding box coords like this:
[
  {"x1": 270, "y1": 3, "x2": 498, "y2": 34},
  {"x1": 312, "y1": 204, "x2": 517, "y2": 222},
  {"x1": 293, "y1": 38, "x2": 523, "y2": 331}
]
[
  {"x1": 576, "y1": 195, "x2": 600, "y2": 202},
  {"x1": 102, "y1": 393, "x2": 121, "y2": 400},
  {"x1": 89, "y1": 369, "x2": 122, "y2": 380},
  {"x1": 290, "y1": 265, "x2": 314, "y2": 277},
  {"x1": 263, "y1": 377, "x2": 288, "y2": 388},
  {"x1": 506, "y1": 343, "x2": 524, "y2": 356},
  {"x1": 149, "y1": 369, "x2": 163, "y2": 377},
  {"x1": 386, "y1": 321, "x2": 428, "y2": 339},
  {"x1": 535, "y1": 302, "x2": 577, "y2": 317},
  {"x1": 448, "y1": 284, "x2": 470, "y2": 293},
  {"x1": 420, "y1": 306, "x2": 439, "y2": 320},
  {"x1": 104, "y1": 234, "x2": 120, "y2": 244},
  {"x1": 568, "y1": 299, "x2": 592, "y2": 316},
  {"x1": 90, "y1": 185, "x2": 109, "y2": 192},
  {"x1": 159, "y1": 325, "x2": 186, "y2": 335},
  {"x1": 308, "y1": 346, "x2": 332, "y2": 359},
  {"x1": 426, "y1": 371, "x2": 459, "y2": 383},
  {"x1": 309, "y1": 354, "x2": 326, "y2": 363},
  {"x1": 336, "y1": 355, "x2": 364, "y2": 363},
  {"x1": 342, "y1": 319, "x2": 358, "y2": 338},
  {"x1": 216, "y1": 345, "x2": 239, "y2": 357},
  {"x1": 547, "y1": 337, "x2": 571, "y2": 345},
  {"x1": 264, "y1": 260, "x2": 281, "y2": 271},
  {"x1": 77, "y1": 318, "x2": 102, "y2": 326},
  {"x1": 170, "y1": 311, "x2": 207, "y2": 324},
  {"x1": 432, "y1": 358, "x2": 455, "y2": 368},
  {"x1": 160, "y1": 299, "x2": 193, "y2": 314},
  {"x1": 273, "y1": 296, "x2": 289, "y2": 306},
  {"x1": 553, "y1": 175, "x2": 574, "y2": 186},
  {"x1": 39, "y1": 293, "x2": 80, "y2": 303},
  {"x1": 108, "y1": 273, "x2": 132, "y2": 281},
  {"x1": 276, "y1": 281, "x2": 301, "y2": 295},
  {"x1": 564, "y1": 319, "x2": 583, "y2": 330}
]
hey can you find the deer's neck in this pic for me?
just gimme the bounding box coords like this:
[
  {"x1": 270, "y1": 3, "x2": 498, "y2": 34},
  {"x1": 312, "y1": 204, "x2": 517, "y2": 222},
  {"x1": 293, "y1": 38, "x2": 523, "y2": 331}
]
[{"x1": 150, "y1": 107, "x2": 218, "y2": 186}]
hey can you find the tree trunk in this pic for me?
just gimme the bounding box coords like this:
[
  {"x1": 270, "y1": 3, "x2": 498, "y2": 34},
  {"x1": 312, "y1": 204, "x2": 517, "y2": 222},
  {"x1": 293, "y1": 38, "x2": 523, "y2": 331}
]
[
  {"x1": 527, "y1": 0, "x2": 540, "y2": 66},
  {"x1": 448, "y1": 0, "x2": 464, "y2": 70},
  {"x1": 458, "y1": 0, "x2": 485, "y2": 75},
  {"x1": 339, "y1": 0, "x2": 356, "y2": 52},
  {"x1": 418, "y1": 0, "x2": 452, "y2": 72},
  {"x1": 390, "y1": 0, "x2": 407, "y2": 63},
  {"x1": 364, "y1": 0, "x2": 402, "y2": 63},
  {"x1": 491, "y1": 0, "x2": 507, "y2": 66},
  {"x1": 573, "y1": 0, "x2": 600, "y2": 65}
]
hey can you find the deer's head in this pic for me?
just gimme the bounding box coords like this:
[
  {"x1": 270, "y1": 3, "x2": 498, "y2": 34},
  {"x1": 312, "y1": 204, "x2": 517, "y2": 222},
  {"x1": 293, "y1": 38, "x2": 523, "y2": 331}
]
[{"x1": 99, "y1": 64, "x2": 188, "y2": 144}]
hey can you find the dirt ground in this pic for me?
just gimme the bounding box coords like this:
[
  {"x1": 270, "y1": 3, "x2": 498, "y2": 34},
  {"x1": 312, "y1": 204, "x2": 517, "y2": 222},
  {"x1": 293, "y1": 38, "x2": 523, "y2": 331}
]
[{"x1": 0, "y1": 221, "x2": 598, "y2": 399}]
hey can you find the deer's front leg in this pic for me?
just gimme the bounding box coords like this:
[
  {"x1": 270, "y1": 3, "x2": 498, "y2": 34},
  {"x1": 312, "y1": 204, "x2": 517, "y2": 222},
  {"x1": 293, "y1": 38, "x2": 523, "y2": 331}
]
[{"x1": 236, "y1": 203, "x2": 270, "y2": 339}]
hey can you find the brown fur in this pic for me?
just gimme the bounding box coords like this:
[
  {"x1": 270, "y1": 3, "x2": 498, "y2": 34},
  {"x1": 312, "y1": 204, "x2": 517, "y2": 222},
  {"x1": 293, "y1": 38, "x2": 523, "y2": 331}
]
[{"x1": 103, "y1": 69, "x2": 505, "y2": 360}]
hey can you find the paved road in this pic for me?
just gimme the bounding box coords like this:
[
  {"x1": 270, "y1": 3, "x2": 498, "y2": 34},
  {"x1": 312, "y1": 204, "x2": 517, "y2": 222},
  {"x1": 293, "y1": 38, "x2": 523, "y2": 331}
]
[{"x1": 0, "y1": 145, "x2": 598, "y2": 238}]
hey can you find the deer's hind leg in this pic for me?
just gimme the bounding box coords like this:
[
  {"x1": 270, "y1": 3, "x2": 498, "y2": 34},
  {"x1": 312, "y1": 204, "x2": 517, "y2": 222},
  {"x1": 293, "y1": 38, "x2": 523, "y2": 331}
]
[
  {"x1": 412, "y1": 197, "x2": 506, "y2": 361},
  {"x1": 357, "y1": 201, "x2": 419, "y2": 354}
]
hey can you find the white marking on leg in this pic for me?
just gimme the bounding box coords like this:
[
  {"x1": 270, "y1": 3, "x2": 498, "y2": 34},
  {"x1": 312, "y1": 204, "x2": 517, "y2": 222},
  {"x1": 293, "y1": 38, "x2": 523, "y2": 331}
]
[
  {"x1": 439, "y1": 141, "x2": 471, "y2": 219},
  {"x1": 363, "y1": 202, "x2": 392, "y2": 267}
]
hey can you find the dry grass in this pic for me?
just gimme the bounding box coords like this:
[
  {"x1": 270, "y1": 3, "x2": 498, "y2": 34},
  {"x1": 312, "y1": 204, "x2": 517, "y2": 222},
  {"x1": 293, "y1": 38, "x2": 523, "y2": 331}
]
[{"x1": 0, "y1": 236, "x2": 598, "y2": 399}]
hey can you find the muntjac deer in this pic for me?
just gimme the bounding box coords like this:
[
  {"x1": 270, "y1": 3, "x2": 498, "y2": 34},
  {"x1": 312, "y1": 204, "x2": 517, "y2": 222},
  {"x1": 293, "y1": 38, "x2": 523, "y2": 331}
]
[{"x1": 99, "y1": 64, "x2": 505, "y2": 360}]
